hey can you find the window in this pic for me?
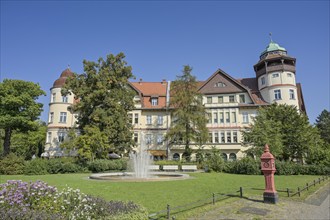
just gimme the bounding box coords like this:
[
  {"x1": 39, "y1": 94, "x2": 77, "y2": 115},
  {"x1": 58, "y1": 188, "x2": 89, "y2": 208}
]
[
  {"x1": 134, "y1": 113, "x2": 139, "y2": 124},
  {"x1": 274, "y1": 89, "x2": 282, "y2": 100},
  {"x1": 207, "y1": 97, "x2": 212, "y2": 104},
  {"x1": 59, "y1": 112, "x2": 67, "y2": 123},
  {"x1": 208, "y1": 133, "x2": 213, "y2": 143},
  {"x1": 287, "y1": 73, "x2": 292, "y2": 77},
  {"x1": 231, "y1": 112, "x2": 236, "y2": 123},
  {"x1": 214, "y1": 82, "x2": 226, "y2": 87},
  {"x1": 229, "y1": 95, "x2": 235, "y2": 103},
  {"x1": 219, "y1": 112, "x2": 224, "y2": 123},
  {"x1": 222, "y1": 153, "x2": 228, "y2": 161},
  {"x1": 220, "y1": 132, "x2": 225, "y2": 143},
  {"x1": 213, "y1": 112, "x2": 218, "y2": 124},
  {"x1": 226, "y1": 112, "x2": 230, "y2": 123},
  {"x1": 239, "y1": 95, "x2": 245, "y2": 103},
  {"x1": 49, "y1": 112, "x2": 54, "y2": 123},
  {"x1": 214, "y1": 133, "x2": 219, "y2": 143},
  {"x1": 243, "y1": 112, "x2": 249, "y2": 123},
  {"x1": 157, "y1": 115, "x2": 163, "y2": 125},
  {"x1": 47, "y1": 132, "x2": 52, "y2": 143},
  {"x1": 62, "y1": 95, "x2": 68, "y2": 103},
  {"x1": 145, "y1": 134, "x2": 152, "y2": 145},
  {"x1": 261, "y1": 77, "x2": 266, "y2": 85},
  {"x1": 133, "y1": 133, "x2": 138, "y2": 143},
  {"x1": 233, "y1": 131, "x2": 238, "y2": 143},
  {"x1": 157, "y1": 134, "x2": 163, "y2": 145},
  {"x1": 218, "y1": 96, "x2": 223, "y2": 103},
  {"x1": 289, "y1": 89, "x2": 295, "y2": 100},
  {"x1": 151, "y1": 98, "x2": 158, "y2": 106},
  {"x1": 207, "y1": 113, "x2": 212, "y2": 123},
  {"x1": 146, "y1": 115, "x2": 152, "y2": 125},
  {"x1": 58, "y1": 132, "x2": 66, "y2": 143},
  {"x1": 227, "y1": 131, "x2": 232, "y2": 143},
  {"x1": 272, "y1": 73, "x2": 279, "y2": 78},
  {"x1": 52, "y1": 93, "x2": 56, "y2": 102},
  {"x1": 229, "y1": 153, "x2": 237, "y2": 161}
]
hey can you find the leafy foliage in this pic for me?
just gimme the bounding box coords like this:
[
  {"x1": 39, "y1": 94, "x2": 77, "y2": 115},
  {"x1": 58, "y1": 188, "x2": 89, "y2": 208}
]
[
  {"x1": 243, "y1": 103, "x2": 322, "y2": 163},
  {"x1": 315, "y1": 109, "x2": 330, "y2": 144},
  {"x1": 0, "y1": 153, "x2": 25, "y2": 175},
  {"x1": 62, "y1": 53, "x2": 136, "y2": 160},
  {"x1": 87, "y1": 159, "x2": 128, "y2": 173},
  {"x1": 166, "y1": 66, "x2": 208, "y2": 161},
  {"x1": 205, "y1": 147, "x2": 225, "y2": 172},
  {"x1": 0, "y1": 79, "x2": 45, "y2": 155}
]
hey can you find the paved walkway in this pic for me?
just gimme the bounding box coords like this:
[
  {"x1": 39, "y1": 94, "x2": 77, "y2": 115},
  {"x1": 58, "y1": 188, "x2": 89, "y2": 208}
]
[{"x1": 189, "y1": 182, "x2": 329, "y2": 220}]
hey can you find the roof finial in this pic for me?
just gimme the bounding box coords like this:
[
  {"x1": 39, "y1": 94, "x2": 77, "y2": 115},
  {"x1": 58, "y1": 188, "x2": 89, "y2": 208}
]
[
  {"x1": 67, "y1": 64, "x2": 70, "y2": 70},
  {"x1": 269, "y1": 32, "x2": 273, "y2": 42}
]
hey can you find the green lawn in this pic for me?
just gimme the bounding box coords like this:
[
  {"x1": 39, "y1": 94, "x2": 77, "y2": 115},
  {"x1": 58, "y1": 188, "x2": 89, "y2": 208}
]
[{"x1": 0, "y1": 173, "x2": 326, "y2": 216}]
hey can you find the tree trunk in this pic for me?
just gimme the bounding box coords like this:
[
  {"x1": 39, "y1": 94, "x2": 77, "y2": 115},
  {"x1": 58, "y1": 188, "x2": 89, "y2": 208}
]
[{"x1": 4, "y1": 127, "x2": 12, "y2": 156}]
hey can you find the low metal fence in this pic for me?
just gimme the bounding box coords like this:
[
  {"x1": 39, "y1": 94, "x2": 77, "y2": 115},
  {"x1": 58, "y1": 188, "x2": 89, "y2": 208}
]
[{"x1": 290, "y1": 176, "x2": 328, "y2": 197}]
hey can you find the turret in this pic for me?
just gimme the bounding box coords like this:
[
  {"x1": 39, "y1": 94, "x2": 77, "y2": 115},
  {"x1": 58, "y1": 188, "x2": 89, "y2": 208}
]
[{"x1": 254, "y1": 39, "x2": 299, "y2": 108}]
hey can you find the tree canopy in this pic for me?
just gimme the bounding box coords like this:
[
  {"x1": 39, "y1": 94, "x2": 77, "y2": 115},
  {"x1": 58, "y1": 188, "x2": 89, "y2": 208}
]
[
  {"x1": 165, "y1": 65, "x2": 208, "y2": 161},
  {"x1": 0, "y1": 79, "x2": 45, "y2": 156},
  {"x1": 62, "y1": 53, "x2": 136, "y2": 160},
  {"x1": 315, "y1": 109, "x2": 330, "y2": 144},
  {"x1": 243, "y1": 103, "x2": 323, "y2": 163}
]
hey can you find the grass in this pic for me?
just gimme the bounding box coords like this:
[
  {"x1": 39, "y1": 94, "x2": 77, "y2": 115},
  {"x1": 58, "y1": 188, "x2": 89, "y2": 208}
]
[{"x1": 0, "y1": 172, "x2": 327, "y2": 217}]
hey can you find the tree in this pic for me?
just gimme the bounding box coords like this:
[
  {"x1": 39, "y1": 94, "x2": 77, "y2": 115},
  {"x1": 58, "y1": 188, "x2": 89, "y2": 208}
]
[
  {"x1": 0, "y1": 79, "x2": 45, "y2": 156},
  {"x1": 10, "y1": 121, "x2": 47, "y2": 159},
  {"x1": 165, "y1": 65, "x2": 208, "y2": 161},
  {"x1": 62, "y1": 53, "x2": 136, "y2": 158},
  {"x1": 243, "y1": 103, "x2": 318, "y2": 163},
  {"x1": 315, "y1": 109, "x2": 330, "y2": 144}
]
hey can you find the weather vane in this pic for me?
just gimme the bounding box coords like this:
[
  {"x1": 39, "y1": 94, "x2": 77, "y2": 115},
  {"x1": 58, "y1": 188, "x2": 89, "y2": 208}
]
[{"x1": 269, "y1": 32, "x2": 273, "y2": 42}]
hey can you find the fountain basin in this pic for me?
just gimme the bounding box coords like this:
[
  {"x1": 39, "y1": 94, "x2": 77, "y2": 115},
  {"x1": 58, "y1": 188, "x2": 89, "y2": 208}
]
[{"x1": 89, "y1": 172, "x2": 191, "y2": 182}]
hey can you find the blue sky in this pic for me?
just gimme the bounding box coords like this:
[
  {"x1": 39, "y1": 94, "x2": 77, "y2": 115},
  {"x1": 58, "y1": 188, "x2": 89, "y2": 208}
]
[{"x1": 1, "y1": 0, "x2": 329, "y2": 123}]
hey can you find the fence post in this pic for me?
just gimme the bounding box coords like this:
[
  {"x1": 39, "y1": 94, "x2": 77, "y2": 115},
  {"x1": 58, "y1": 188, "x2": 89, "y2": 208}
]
[
  {"x1": 313, "y1": 180, "x2": 316, "y2": 186},
  {"x1": 213, "y1": 193, "x2": 215, "y2": 205},
  {"x1": 298, "y1": 187, "x2": 301, "y2": 197},
  {"x1": 319, "y1": 177, "x2": 321, "y2": 184},
  {"x1": 287, "y1": 188, "x2": 290, "y2": 197},
  {"x1": 167, "y1": 204, "x2": 170, "y2": 220},
  {"x1": 306, "y1": 183, "x2": 309, "y2": 191},
  {"x1": 240, "y1": 187, "x2": 243, "y2": 198}
]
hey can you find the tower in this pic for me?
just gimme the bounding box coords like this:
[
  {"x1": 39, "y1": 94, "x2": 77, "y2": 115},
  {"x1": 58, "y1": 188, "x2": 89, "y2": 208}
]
[
  {"x1": 43, "y1": 68, "x2": 76, "y2": 157},
  {"x1": 254, "y1": 39, "x2": 299, "y2": 108}
]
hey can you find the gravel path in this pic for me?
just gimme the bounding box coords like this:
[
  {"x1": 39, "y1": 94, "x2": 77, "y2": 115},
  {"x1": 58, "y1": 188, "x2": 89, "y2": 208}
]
[{"x1": 188, "y1": 182, "x2": 329, "y2": 220}]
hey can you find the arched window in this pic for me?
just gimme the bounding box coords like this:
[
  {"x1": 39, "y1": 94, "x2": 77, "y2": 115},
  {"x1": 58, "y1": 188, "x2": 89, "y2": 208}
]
[
  {"x1": 173, "y1": 153, "x2": 180, "y2": 161},
  {"x1": 229, "y1": 153, "x2": 237, "y2": 161},
  {"x1": 222, "y1": 153, "x2": 228, "y2": 161}
]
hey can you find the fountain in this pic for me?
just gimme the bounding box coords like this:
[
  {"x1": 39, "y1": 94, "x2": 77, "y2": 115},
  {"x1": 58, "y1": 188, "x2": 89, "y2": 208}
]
[{"x1": 89, "y1": 134, "x2": 190, "y2": 182}]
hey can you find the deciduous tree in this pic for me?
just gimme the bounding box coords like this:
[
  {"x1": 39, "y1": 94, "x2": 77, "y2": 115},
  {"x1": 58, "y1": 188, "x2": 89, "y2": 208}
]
[
  {"x1": 165, "y1": 65, "x2": 208, "y2": 161},
  {"x1": 62, "y1": 53, "x2": 136, "y2": 158},
  {"x1": 0, "y1": 79, "x2": 45, "y2": 156},
  {"x1": 315, "y1": 109, "x2": 330, "y2": 144}
]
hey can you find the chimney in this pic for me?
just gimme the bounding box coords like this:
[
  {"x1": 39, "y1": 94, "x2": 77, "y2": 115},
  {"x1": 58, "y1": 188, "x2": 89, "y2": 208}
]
[
  {"x1": 161, "y1": 79, "x2": 166, "y2": 85},
  {"x1": 139, "y1": 78, "x2": 142, "y2": 85}
]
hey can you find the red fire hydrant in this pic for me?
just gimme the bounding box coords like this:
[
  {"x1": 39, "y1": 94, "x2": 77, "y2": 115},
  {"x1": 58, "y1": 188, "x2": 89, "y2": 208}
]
[{"x1": 260, "y1": 144, "x2": 278, "y2": 204}]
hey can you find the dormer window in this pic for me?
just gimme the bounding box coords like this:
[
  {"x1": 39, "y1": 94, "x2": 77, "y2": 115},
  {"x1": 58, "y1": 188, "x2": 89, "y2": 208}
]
[
  {"x1": 272, "y1": 73, "x2": 279, "y2": 78},
  {"x1": 214, "y1": 82, "x2": 226, "y2": 87},
  {"x1": 151, "y1": 98, "x2": 158, "y2": 106}
]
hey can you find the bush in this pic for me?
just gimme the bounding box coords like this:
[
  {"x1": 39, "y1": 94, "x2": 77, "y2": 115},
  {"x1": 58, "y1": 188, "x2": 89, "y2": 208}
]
[
  {"x1": 205, "y1": 148, "x2": 225, "y2": 172},
  {"x1": 88, "y1": 159, "x2": 128, "y2": 173},
  {"x1": 0, "y1": 153, "x2": 25, "y2": 175},
  {"x1": 275, "y1": 162, "x2": 330, "y2": 175},
  {"x1": 224, "y1": 157, "x2": 261, "y2": 175},
  {"x1": 0, "y1": 180, "x2": 147, "y2": 219},
  {"x1": 24, "y1": 159, "x2": 48, "y2": 175}
]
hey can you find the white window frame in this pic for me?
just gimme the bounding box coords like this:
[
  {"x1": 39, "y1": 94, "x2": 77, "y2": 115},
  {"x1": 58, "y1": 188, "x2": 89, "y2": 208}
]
[
  {"x1": 289, "y1": 89, "x2": 295, "y2": 100},
  {"x1": 145, "y1": 134, "x2": 152, "y2": 145},
  {"x1": 133, "y1": 133, "x2": 138, "y2": 143},
  {"x1": 243, "y1": 112, "x2": 249, "y2": 123},
  {"x1": 62, "y1": 95, "x2": 68, "y2": 103},
  {"x1": 261, "y1": 77, "x2": 266, "y2": 85},
  {"x1": 157, "y1": 134, "x2": 163, "y2": 145},
  {"x1": 52, "y1": 93, "x2": 56, "y2": 102},
  {"x1": 146, "y1": 115, "x2": 152, "y2": 125},
  {"x1": 229, "y1": 95, "x2": 235, "y2": 103},
  {"x1": 151, "y1": 98, "x2": 158, "y2": 106},
  {"x1": 274, "y1": 89, "x2": 282, "y2": 100},
  {"x1": 272, "y1": 73, "x2": 279, "y2": 78},
  {"x1": 134, "y1": 113, "x2": 139, "y2": 124},
  {"x1": 207, "y1": 97, "x2": 212, "y2": 104},
  {"x1": 47, "y1": 132, "x2": 52, "y2": 143},
  {"x1": 49, "y1": 112, "x2": 54, "y2": 123},
  {"x1": 157, "y1": 115, "x2": 163, "y2": 125},
  {"x1": 58, "y1": 132, "x2": 66, "y2": 143},
  {"x1": 213, "y1": 112, "x2": 218, "y2": 124},
  {"x1": 214, "y1": 132, "x2": 219, "y2": 143},
  {"x1": 59, "y1": 112, "x2": 67, "y2": 123}
]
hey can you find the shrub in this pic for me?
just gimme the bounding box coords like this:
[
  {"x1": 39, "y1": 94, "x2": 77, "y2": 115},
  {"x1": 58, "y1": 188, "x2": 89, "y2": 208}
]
[
  {"x1": 0, "y1": 180, "x2": 147, "y2": 219},
  {"x1": 24, "y1": 159, "x2": 48, "y2": 175},
  {"x1": 88, "y1": 159, "x2": 128, "y2": 173},
  {"x1": 205, "y1": 148, "x2": 225, "y2": 172},
  {"x1": 224, "y1": 157, "x2": 261, "y2": 175},
  {"x1": 0, "y1": 153, "x2": 25, "y2": 175},
  {"x1": 275, "y1": 162, "x2": 330, "y2": 175},
  {"x1": 46, "y1": 159, "x2": 63, "y2": 174}
]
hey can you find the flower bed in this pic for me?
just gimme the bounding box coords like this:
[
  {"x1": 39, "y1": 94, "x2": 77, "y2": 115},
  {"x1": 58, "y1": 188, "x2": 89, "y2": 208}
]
[{"x1": 0, "y1": 180, "x2": 147, "y2": 219}]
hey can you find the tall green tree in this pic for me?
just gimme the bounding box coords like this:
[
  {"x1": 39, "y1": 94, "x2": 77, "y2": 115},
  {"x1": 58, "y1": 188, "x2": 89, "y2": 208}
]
[
  {"x1": 0, "y1": 79, "x2": 45, "y2": 156},
  {"x1": 315, "y1": 109, "x2": 330, "y2": 144},
  {"x1": 165, "y1": 65, "x2": 208, "y2": 161},
  {"x1": 10, "y1": 121, "x2": 47, "y2": 159},
  {"x1": 62, "y1": 53, "x2": 136, "y2": 159},
  {"x1": 243, "y1": 103, "x2": 318, "y2": 163}
]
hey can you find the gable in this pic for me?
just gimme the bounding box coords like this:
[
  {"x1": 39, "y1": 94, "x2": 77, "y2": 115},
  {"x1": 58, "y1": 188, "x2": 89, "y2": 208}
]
[{"x1": 199, "y1": 70, "x2": 246, "y2": 94}]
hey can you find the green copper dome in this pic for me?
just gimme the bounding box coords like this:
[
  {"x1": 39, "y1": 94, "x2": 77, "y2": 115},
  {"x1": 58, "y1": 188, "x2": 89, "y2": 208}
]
[{"x1": 260, "y1": 41, "x2": 286, "y2": 57}]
